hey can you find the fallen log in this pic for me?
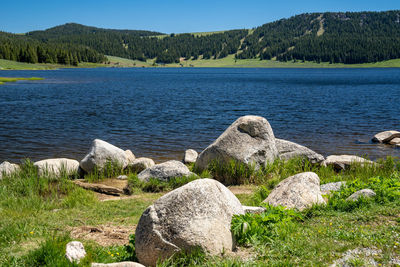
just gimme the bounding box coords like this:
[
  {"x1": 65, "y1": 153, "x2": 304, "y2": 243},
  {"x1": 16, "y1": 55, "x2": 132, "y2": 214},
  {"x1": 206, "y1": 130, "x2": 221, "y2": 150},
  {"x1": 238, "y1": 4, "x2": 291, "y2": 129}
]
[{"x1": 73, "y1": 180, "x2": 124, "y2": 196}]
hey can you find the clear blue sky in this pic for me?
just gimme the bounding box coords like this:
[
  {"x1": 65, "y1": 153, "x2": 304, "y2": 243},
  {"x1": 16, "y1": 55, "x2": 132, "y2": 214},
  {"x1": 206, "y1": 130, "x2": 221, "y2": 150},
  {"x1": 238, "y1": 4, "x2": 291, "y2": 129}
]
[{"x1": 1, "y1": 0, "x2": 399, "y2": 34}]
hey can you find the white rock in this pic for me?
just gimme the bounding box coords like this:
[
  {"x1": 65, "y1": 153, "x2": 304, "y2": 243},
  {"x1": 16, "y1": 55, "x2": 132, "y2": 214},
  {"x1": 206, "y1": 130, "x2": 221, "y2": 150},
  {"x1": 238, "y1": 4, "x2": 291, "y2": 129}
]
[
  {"x1": 137, "y1": 160, "x2": 194, "y2": 182},
  {"x1": 125, "y1": 150, "x2": 136, "y2": 164},
  {"x1": 372, "y1": 130, "x2": 400, "y2": 143},
  {"x1": 264, "y1": 172, "x2": 325, "y2": 211},
  {"x1": 80, "y1": 139, "x2": 128, "y2": 173},
  {"x1": 65, "y1": 241, "x2": 86, "y2": 263},
  {"x1": 183, "y1": 149, "x2": 198, "y2": 164},
  {"x1": 92, "y1": 262, "x2": 145, "y2": 267},
  {"x1": 389, "y1": 138, "x2": 400, "y2": 145},
  {"x1": 346, "y1": 189, "x2": 376, "y2": 201},
  {"x1": 276, "y1": 138, "x2": 324, "y2": 163},
  {"x1": 135, "y1": 178, "x2": 244, "y2": 266},
  {"x1": 196, "y1": 115, "x2": 278, "y2": 171},
  {"x1": 127, "y1": 157, "x2": 155, "y2": 173},
  {"x1": 320, "y1": 181, "x2": 346, "y2": 195},
  {"x1": 322, "y1": 155, "x2": 376, "y2": 171},
  {"x1": 117, "y1": 175, "x2": 128, "y2": 180},
  {"x1": 0, "y1": 161, "x2": 20, "y2": 179},
  {"x1": 34, "y1": 158, "x2": 79, "y2": 176},
  {"x1": 243, "y1": 205, "x2": 266, "y2": 214}
]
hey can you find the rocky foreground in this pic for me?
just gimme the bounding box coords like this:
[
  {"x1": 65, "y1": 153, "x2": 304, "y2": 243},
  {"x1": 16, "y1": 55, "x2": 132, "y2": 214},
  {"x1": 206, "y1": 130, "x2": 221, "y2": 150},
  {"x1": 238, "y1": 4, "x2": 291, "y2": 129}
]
[{"x1": 0, "y1": 115, "x2": 398, "y2": 266}]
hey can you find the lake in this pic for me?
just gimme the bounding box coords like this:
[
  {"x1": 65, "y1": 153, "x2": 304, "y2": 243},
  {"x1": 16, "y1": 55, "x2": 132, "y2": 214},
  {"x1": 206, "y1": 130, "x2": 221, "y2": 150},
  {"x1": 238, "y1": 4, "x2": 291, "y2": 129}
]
[{"x1": 0, "y1": 67, "x2": 399, "y2": 163}]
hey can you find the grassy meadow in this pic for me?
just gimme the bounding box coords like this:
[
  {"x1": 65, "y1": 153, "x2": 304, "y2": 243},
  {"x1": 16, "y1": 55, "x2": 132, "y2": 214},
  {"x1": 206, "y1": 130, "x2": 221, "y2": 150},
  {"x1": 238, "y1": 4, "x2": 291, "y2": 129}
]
[{"x1": 1, "y1": 156, "x2": 400, "y2": 266}]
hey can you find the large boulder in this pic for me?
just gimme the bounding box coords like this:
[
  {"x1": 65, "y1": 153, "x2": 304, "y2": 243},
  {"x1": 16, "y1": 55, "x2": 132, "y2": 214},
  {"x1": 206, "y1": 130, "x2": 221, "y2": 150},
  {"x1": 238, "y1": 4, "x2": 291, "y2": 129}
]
[
  {"x1": 322, "y1": 155, "x2": 376, "y2": 171},
  {"x1": 275, "y1": 138, "x2": 324, "y2": 164},
  {"x1": 137, "y1": 160, "x2": 194, "y2": 182},
  {"x1": 0, "y1": 161, "x2": 20, "y2": 179},
  {"x1": 125, "y1": 150, "x2": 136, "y2": 164},
  {"x1": 135, "y1": 178, "x2": 244, "y2": 266},
  {"x1": 80, "y1": 139, "x2": 128, "y2": 173},
  {"x1": 346, "y1": 189, "x2": 376, "y2": 201},
  {"x1": 195, "y1": 116, "x2": 278, "y2": 171},
  {"x1": 372, "y1": 130, "x2": 400, "y2": 143},
  {"x1": 34, "y1": 158, "x2": 79, "y2": 176},
  {"x1": 183, "y1": 149, "x2": 198, "y2": 164},
  {"x1": 127, "y1": 157, "x2": 155, "y2": 173},
  {"x1": 263, "y1": 172, "x2": 325, "y2": 211}
]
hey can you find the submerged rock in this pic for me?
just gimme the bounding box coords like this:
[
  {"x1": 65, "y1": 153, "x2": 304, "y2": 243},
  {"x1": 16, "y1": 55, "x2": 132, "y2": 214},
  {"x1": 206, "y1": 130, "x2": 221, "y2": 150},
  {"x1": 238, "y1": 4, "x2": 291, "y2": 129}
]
[
  {"x1": 275, "y1": 138, "x2": 324, "y2": 164},
  {"x1": 263, "y1": 172, "x2": 325, "y2": 211},
  {"x1": 137, "y1": 160, "x2": 194, "y2": 182},
  {"x1": 183, "y1": 149, "x2": 198, "y2": 164},
  {"x1": 372, "y1": 130, "x2": 400, "y2": 143},
  {"x1": 80, "y1": 139, "x2": 128, "y2": 173},
  {"x1": 34, "y1": 158, "x2": 79, "y2": 176},
  {"x1": 389, "y1": 137, "x2": 400, "y2": 145},
  {"x1": 0, "y1": 161, "x2": 20, "y2": 179},
  {"x1": 195, "y1": 115, "x2": 278, "y2": 171},
  {"x1": 135, "y1": 178, "x2": 244, "y2": 266}
]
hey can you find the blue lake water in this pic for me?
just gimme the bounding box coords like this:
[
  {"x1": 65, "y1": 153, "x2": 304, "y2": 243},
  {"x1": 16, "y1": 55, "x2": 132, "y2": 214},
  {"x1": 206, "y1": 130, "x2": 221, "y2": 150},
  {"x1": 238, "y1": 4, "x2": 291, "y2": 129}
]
[{"x1": 0, "y1": 67, "x2": 399, "y2": 163}]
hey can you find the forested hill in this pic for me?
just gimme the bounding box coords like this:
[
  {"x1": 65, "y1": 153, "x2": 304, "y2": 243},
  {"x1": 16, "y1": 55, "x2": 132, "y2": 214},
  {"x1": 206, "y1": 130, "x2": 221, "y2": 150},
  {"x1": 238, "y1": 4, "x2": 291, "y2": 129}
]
[{"x1": 1, "y1": 10, "x2": 400, "y2": 66}]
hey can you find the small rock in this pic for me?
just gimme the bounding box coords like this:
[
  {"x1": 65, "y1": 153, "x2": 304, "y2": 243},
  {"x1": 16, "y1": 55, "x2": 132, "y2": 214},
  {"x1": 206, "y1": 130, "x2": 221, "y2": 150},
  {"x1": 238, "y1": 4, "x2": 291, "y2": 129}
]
[
  {"x1": 372, "y1": 130, "x2": 400, "y2": 143},
  {"x1": 183, "y1": 149, "x2": 198, "y2": 164},
  {"x1": 320, "y1": 181, "x2": 346, "y2": 195},
  {"x1": 195, "y1": 115, "x2": 278, "y2": 171},
  {"x1": 125, "y1": 150, "x2": 136, "y2": 164},
  {"x1": 0, "y1": 161, "x2": 20, "y2": 179},
  {"x1": 127, "y1": 157, "x2": 155, "y2": 173},
  {"x1": 137, "y1": 160, "x2": 195, "y2": 182},
  {"x1": 243, "y1": 206, "x2": 266, "y2": 214},
  {"x1": 276, "y1": 138, "x2": 324, "y2": 164},
  {"x1": 92, "y1": 262, "x2": 145, "y2": 267},
  {"x1": 80, "y1": 139, "x2": 129, "y2": 173},
  {"x1": 65, "y1": 241, "x2": 86, "y2": 263},
  {"x1": 34, "y1": 158, "x2": 79, "y2": 176},
  {"x1": 389, "y1": 137, "x2": 400, "y2": 145},
  {"x1": 263, "y1": 172, "x2": 325, "y2": 211},
  {"x1": 346, "y1": 189, "x2": 376, "y2": 201},
  {"x1": 322, "y1": 155, "x2": 376, "y2": 171},
  {"x1": 330, "y1": 247, "x2": 381, "y2": 267},
  {"x1": 117, "y1": 175, "x2": 128, "y2": 180}
]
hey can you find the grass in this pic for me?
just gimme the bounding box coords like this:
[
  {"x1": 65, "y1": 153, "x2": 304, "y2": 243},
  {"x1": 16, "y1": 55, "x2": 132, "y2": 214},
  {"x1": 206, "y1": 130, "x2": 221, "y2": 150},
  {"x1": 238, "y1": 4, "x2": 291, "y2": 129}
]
[
  {"x1": 1, "y1": 156, "x2": 399, "y2": 266},
  {"x1": 0, "y1": 77, "x2": 44, "y2": 85}
]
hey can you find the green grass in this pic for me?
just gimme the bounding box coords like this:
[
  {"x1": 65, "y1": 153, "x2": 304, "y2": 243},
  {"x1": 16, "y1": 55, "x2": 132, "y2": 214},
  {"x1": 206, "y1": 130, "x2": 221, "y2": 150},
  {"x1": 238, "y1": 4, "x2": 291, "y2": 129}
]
[
  {"x1": 1, "y1": 157, "x2": 400, "y2": 266},
  {"x1": 0, "y1": 77, "x2": 44, "y2": 85}
]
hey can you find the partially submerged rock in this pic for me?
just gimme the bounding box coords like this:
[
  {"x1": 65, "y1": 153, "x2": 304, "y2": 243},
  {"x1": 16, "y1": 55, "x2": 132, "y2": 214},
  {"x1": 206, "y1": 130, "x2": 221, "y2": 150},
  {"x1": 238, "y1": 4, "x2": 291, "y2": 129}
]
[
  {"x1": 0, "y1": 161, "x2": 20, "y2": 179},
  {"x1": 263, "y1": 172, "x2": 325, "y2": 211},
  {"x1": 80, "y1": 139, "x2": 128, "y2": 173},
  {"x1": 320, "y1": 181, "x2": 346, "y2": 195},
  {"x1": 34, "y1": 158, "x2": 79, "y2": 176},
  {"x1": 195, "y1": 115, "x2": 278, "y2": 171},
  {"x1": 389, "y1": 137, "x2": 400, "y2": 145},
  {"x1": 65, "y1": 241, "x2": 86, "y2": 263},
  {"x1": 346, "y1": 189, "x2": 376, "y2": 201},
  {"x1": 372, "y1": 130, "x2": 400, "y2": 143},
  {"x1": 135, "y1": 178, "x2": 244, "y2": 266},
  {"x1": 183, "y1": 149, "x2": 198, "y2": 164},
  {"x1": 137, "y1": 160, "x2": 194, "y2": 182},
  {"x1": 322, "y1": 155, "x2": 376, "y2": 171},
  {"x1": 276, "y1": 138, "x2": 324, "y2": 164},
  {"x1": 127, "y1": 157, "x2": 155, "y2": 173}
]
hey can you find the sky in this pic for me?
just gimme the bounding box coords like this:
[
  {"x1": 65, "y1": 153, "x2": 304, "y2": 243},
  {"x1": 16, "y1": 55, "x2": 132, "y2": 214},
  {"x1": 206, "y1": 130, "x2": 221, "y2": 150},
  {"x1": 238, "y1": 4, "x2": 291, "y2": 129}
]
[{"x1": 1, "y1": 0, "x2": 400, "y2": 34}]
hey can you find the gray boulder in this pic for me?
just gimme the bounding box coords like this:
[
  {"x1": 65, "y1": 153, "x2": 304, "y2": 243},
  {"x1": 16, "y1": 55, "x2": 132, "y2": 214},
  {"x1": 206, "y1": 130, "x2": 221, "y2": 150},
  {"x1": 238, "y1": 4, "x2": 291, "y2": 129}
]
[
  {"x1": 346, "y1": 189, "x2": 376, "y2": 201},
  {"x1": 34, "y1": 158, "x2": 79, "y2": 176},
  {"x1": 322, "y1": 155, "x2": 376, "y2": 171},
  {"x1": 80, "y1": 139, "x2": 128, "y2": 173},
  {"x1": 276, "y1": 138, "x2": 324, "y2": 164},
  {"x1": 92, "y1": 262, "x2": 145, "y2": 267},
  {"x1": 137, "y1": 160, "x2": 194, "y2": 182},
  {"x1": 372, "y1": 130, "x2": 400, "y2": 143},
  {"x1": 243, "y1": 205, "x2": 266, "y2": 214},
  {"x1": 135, "y1": 178, "x2": 244, "y2": 266},
  {"x1": 263, "y1": 172, "x2": 325, "y2": 211},
  {"x1": 320, "y1": 181, "x2": 346, "y2": 195},
  {"x1": 127, "y1": 157, "x2": 155, "y2": 173},
  {"x1": 183, "y1": 149, "x2": 198, "y2": 164},
  {"x1": 195, "y1": 115, "x2": 278, "y2": 171},
  {"x1": 65, "y1": 241, "x2": 86, "y2": 263},
  {"x1": 0, "y1": 161, "x2": 20, "y2": 179}
]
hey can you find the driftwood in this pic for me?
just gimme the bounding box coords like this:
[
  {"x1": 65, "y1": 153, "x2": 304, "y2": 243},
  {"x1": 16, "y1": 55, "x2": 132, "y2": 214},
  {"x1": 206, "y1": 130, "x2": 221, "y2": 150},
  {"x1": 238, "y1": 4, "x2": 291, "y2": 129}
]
[{"x1": 73, "y1": 180, "x2": 124, "y2": 196}]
